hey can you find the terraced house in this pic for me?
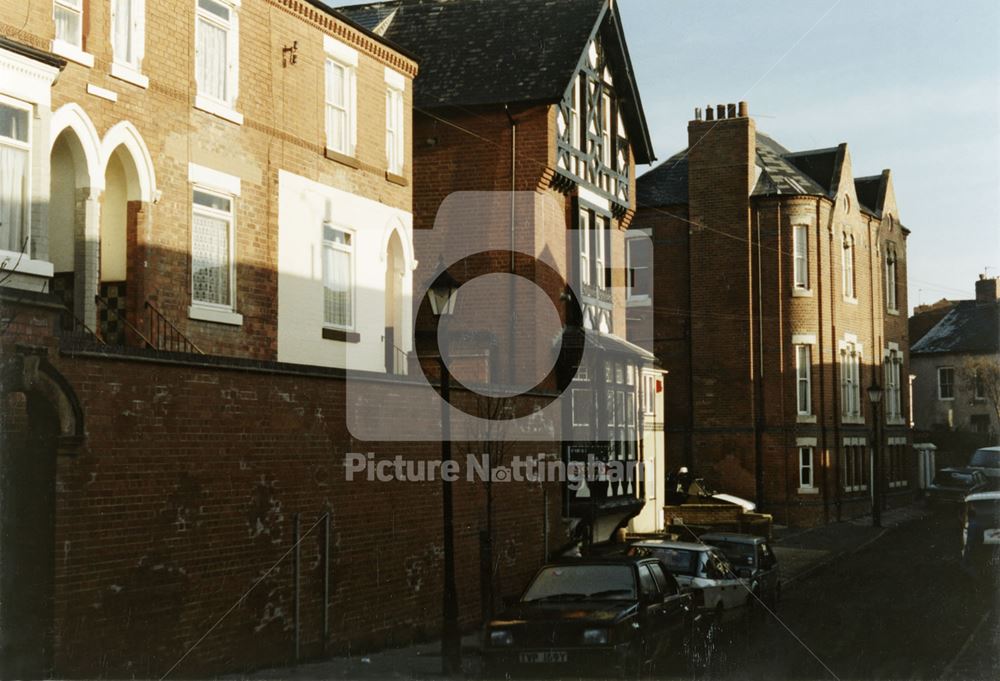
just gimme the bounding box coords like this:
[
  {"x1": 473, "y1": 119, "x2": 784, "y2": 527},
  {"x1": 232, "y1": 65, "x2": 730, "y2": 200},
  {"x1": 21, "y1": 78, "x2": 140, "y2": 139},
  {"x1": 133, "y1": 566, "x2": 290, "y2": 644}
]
[{"x1": 632, "y1": 103, "x2": 912, "y2": 527}]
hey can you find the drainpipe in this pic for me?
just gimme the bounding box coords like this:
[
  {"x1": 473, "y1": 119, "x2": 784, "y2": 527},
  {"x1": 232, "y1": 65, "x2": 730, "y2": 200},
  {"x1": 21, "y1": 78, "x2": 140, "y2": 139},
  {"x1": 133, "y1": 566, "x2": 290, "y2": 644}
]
[
  {"x1": 753, "y1": 206, "x2": 765, "y2": 509},
  {"x1": 828, "y1": 207, "x2": 842, "y2": 521},
  {"x1": 504, "y1": 104, "x2": 517, "y2": 386},
  {"x1": 816, "y1": 199, "x2": 829, "y2": 524}
]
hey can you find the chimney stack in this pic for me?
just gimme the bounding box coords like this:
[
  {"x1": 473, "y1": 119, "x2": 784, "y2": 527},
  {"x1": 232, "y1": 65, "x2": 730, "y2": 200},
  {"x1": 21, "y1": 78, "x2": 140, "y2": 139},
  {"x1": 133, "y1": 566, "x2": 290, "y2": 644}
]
[
  {"x1": 727, "y1": 103, "x2": 737, "y2": 119},
  {"x1": 975, "y1": 274, "x2": 1000, "y2": 305},
  {"x1": 716, "y1": 104, "x2": 725, "y2": 120},
  {"x1": 705, "y1": 106, "x2": 714, "y2": 121}
]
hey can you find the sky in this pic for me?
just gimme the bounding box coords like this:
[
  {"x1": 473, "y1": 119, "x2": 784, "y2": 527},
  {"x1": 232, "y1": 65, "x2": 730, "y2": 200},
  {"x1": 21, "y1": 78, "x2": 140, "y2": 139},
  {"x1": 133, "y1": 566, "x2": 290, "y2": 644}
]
[{"x1": 617, "y1": 0, "x2": 1000, "y2": 314}]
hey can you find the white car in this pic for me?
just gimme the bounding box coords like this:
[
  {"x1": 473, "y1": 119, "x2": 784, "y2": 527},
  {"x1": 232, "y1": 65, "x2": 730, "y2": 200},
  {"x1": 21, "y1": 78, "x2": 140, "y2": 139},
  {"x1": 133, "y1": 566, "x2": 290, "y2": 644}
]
[
  {"x1": 631, "y1": 540, "x2": 746, "y2": 619},
  {"x1": 968, "y1": 446, "x2": 1000, "y2": 484}
]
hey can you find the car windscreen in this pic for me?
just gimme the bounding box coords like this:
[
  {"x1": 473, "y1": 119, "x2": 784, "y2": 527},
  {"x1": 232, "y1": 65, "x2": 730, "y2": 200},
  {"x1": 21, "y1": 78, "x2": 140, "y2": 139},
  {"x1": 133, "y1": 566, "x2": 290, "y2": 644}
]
[
  {"x1": 521, "y1": 565, "x2": 636, "y2": 602},
  {"x1": 646, "y1": 547, "x2": 700, "y2": 576},
  {"x1": 967, "y1": 499, "x2": 1000, "y2": 525},
  {"x1": 707, "y1": 540, "x2": 755, "y2": 567},
  {"x1": 934, "y1": 470, "x2": 975, "y2": 487},
  {"x1": 970, "y1": 449, "x2": 1000, "y2": 469}
]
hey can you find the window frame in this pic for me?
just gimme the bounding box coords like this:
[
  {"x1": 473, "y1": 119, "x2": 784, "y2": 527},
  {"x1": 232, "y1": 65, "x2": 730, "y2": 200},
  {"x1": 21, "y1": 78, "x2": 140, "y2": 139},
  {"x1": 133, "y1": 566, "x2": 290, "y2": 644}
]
[
  {"x1": 799, "y1": 446, "x2": 814, "y2": 490},
  {"x1": 194, "y1": 0, "x2": 241, "y2": 118},
  {"x1": 842, "y1": 439, "x2": 869, "y2": 493},
  {"x1": 937, "y1": 366, "x2": 955, "y2": 401},
  {"x1": 839, "y1": 338, "x2": 862, "y2": 420},
  {"x1": 578, "y1": 208, "x2": 591, "y2": 287},
  {"x1": 842, "y1": 231, "x2": 856, "y2": 300},
  {"x1": 795, "y1": 344, "x2": 812, "y2": 416},
  {"x1": 884, "y1": 242, "x2": 898, "y2": 313},
  {"x1": 884, "y1": 344, "x2": 904, "y2": 423},
  {"x1": 0, "y1": 95, "x2": 33, "y2": 258},
  {"x1": 321, "y1": 222, "x2": 356, "y2": 332},
  {"x1": 384, "y1": 78, "x2": 404, "y2": 174},
  {"x1": 111, "y1": 0, "x2": 145, "y2": 72},
  {"x1": 793, "y1": 224, "x2": 809, "y2": 291},
  {"x1": 53, "y1": 0, "x2": 84, "y2": 49},
  {"x1": 190, "y1": 186, "x2": 237, "y2": 313},
  {"x1": 594, "y1": 214, "x2": 608, "y2": 291},
  {"x1": 625, "y1": 234, "x2": 650, "y2": 302}
]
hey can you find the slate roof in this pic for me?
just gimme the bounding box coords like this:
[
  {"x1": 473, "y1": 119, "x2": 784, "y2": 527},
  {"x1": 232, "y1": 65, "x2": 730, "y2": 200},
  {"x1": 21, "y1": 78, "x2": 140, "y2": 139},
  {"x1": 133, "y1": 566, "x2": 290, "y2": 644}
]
[
  {"x1": 336, "y1": 0, "x2": 654, "y2": 163},
  {"x1": 911, "y1": 300, "x2": 1000, "y2": 355},
  {"x1": 637, "y1": 131, "x2": 884, "y2": 216}
]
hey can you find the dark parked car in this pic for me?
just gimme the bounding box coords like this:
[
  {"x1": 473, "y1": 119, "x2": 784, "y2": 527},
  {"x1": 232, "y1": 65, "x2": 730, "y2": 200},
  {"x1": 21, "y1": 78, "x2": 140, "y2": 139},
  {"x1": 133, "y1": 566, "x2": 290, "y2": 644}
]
[
  {"x1": 483, "y1": 555, "x2": 695, "y2": 678},
  {"x1": 699, "y1": 532, "x2": 781, "y2": 608},
  {"x1": 962, "y1": 491, "x2": 1000, "y2": 578},
  {"x1": 927, "y1": 468, "x2": 988, "y2": 504}
]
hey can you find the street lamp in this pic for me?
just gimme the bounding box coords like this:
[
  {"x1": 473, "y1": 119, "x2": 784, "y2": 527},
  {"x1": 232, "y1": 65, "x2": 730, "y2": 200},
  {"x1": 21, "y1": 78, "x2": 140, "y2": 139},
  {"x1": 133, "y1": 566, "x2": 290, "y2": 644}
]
[
  {"x1": 867, "y1": 380, "x2": 883, "y2": 528},
  {"x1": 429, "y1": 265, "x2": 462, "y2": 676}
]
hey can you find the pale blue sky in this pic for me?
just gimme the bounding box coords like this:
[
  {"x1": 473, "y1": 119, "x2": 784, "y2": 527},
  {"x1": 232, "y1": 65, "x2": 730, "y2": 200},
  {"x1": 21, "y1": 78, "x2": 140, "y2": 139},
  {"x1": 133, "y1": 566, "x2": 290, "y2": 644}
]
[{"x1": 618, "y1": 0, "x2": 1000, "y2": 313}]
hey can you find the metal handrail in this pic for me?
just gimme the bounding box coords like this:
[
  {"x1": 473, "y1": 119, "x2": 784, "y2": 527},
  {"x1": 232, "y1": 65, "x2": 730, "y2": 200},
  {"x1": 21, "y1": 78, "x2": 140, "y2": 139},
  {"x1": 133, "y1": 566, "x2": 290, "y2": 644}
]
[
  {"x1": 94, "y1": 294, "x2": 154, "y2": 349},
  {"x1": 390, "y1": 344, "x2": 409, "y2": 375},
  {"x1": 60, "y1": 306, "x2": 107, "y2": 346},
  {"x1": 145, "y1": 300, "x2": 204, "y2": 354}
]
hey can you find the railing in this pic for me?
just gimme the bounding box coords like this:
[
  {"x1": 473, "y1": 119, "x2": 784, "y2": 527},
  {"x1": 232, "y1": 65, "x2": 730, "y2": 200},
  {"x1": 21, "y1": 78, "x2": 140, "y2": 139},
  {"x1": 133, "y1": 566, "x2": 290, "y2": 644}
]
[
  {"x1": 145, "y1": 300, "x2": 204, "y2": 355},
  {"x1": 59, "y1": 306, "x2": 107, "y2": 347},
  {"x1": 389, "y1": 344, "x2": 409, "y2": 376},
  {"x1": 94, "y1": 294, "x2": 154, "y2": 349}
]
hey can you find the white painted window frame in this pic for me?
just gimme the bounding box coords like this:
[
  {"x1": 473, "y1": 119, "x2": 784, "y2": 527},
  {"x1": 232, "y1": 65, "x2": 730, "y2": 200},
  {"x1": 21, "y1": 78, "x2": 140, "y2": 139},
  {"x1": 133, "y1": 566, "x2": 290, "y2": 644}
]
[
  {"x1": 842, "y1": 437, "x2": 869, "y2": 493},
  {"x1": 595, "y1": 214, "x2": 607, "y2": 291},
  {"x1": 793, "y1": 224, "x2": 809, "y2": 291},
  {"x1": 194, "y1": 0, "x2": 242, "y2": 125},
  {"x1": 842, "y1": 231, "x2": 856, "y2": 301},
  {"x1": 52, "y1": 0, "x2": 95, "y2": 67},
  {"x1": 322, "y1": 222, "x2": 356, "y2": 331},
  {"x1": 885, "y1": 242, "x2": 898, "y2": 313},
  {"x1": 188, "y1": 162, "x2": 241, "y2": 325},
  {"x1": 797, "y1": 437, "x2": 817, "y2": 493},
  {"x1": 625, "y1": 233, "x2": 650, "y2": 302},
  {"x1": 324, "y1": 35, "x2": 358, "y2": 157},
  {"x1": 839, "y1": 336, "x2": 863, "y2": 422},
  {"x1": 110, "y1": 0, "x2": 148, "y2": 88},
  {"x1": 795, "y1": 343, "x2": 812, "y2": 416},
  {"x1": 887, "y1": 436, "x2": 908, "y2": 488},
  {"x1": 579, "y1": 208, "x2": 591, "y2": 287},
  {"x1": 884, "y1": 343, "x2": 904, "y2": 424},
  {"x1": 0, "y1": 94, "x2": 33, "y2": 260}
]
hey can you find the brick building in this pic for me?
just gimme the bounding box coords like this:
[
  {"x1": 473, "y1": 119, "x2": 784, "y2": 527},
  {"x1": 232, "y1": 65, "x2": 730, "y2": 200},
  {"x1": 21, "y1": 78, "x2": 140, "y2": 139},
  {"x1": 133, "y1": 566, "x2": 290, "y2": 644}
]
[
  {"x1": 339, "y1": 0, "x2": 660, "y2": 542},
  {"x1": 0, "y1": 0, "x2": 662, "y2": 677},
  {"x1": 631, "y1": 103, "x2": 913, "y2": 527}
]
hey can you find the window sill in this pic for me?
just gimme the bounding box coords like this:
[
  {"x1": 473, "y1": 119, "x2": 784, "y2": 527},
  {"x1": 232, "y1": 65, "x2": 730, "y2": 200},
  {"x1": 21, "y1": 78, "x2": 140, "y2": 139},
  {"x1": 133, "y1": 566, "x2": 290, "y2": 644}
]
[
  {"x1": 194, "y1": 96, "x2": 244, "y2": 125},
  {"x1": 844, "y1": 486, "x2": 868, "y2": 494},
  {"x1": 889, "y1": 481, "x2": 908, "y2": 489},
  {"x1": 841, "y1": 416, "x2": 866, "y2": 425},
  {"x1": 886, "y1": 417, "x2": 906, "y2": 426},
  {"x1": 0, "y1": 254, "x2": 54, "y2": 278},
  {"x1": 189, "y1": 305, "x2": 243, "y2": 326},
  {"x1": 938, "y1": 397, "x2": 955, "y2": 402},
  {"x1": 322, "y1": 327, "x2": 360, "y2": 343},
  {"x1": 842, "y1": 296, "x2": 858, "y2": 305},
  {"x1": 887, "y1": 307, "x2": 899, "y2": 316},
  {"x1": 626, "y1": 296, "x2": 651, "y2": 307},
  {"x1": 796, "y1": 414, "x2": 817, "y2": 424},
  {"x1": 110, "y1": 63, "x2": 149, "y2": 89},
  {"x1": 385, "y1": 170, "x2": 407, "y2": 186},
  {"x1": 792, "y1": 287, "x2": 813, "y2": 298},
  {"x1": 797, "y1": 487, "x2": 819, "y2": 495},
  {"x1": 325, "y1": 148, "x2": 360, "y2": 169},
  {"x1": 51, "y1": 40, "x2": 94, "y2": 68}
]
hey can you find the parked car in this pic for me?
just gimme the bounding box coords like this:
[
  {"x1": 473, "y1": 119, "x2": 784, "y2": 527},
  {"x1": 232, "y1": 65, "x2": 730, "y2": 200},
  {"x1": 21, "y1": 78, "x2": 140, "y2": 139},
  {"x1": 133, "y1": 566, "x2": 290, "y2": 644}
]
[
  {"x1": 482, "y1": 555, "x2": 695, "y2": 678},
  {"x1": 629, "y1": 540, "x2": 746, "y2": 620},
  {"x1": 968, "y1": 446, "x2": 1000, "y2": 486},
  {"x1": 962, "y1": 491, "x2": 1000, "y2": 578},
  {"x1": 927, "y1": 468, "x2": 989, "y2": 504},
  {"x1": 699, "y1": 532, "x2": 781, "y2": 608}
]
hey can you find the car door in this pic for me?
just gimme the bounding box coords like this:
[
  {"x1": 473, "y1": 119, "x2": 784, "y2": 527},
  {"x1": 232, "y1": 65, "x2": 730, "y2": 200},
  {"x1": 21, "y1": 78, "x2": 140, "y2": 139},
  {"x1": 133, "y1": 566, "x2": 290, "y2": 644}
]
[
  {"x1": 708, "y1": 551, "x2": 744, "y2": 609},
  {"x1": 757, "y1": 542, "x2": 779, "y2": 597},
  {"x1": 637, "y1": 563, "x2": 668, "y2": 664},
  {"x1": 647, "y1": 562, "x2": 687, "y2": 654}
]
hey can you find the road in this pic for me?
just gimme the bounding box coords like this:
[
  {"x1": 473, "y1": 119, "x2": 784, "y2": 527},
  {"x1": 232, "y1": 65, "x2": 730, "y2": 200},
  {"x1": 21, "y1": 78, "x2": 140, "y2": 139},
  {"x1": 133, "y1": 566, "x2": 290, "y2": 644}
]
[{"x1": 689, "y1": 507, "x2": 998, "y2": 681}]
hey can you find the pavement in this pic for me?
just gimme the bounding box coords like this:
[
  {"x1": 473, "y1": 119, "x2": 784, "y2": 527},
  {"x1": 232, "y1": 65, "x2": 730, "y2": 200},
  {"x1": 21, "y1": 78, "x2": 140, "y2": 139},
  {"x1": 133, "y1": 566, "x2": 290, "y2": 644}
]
[{"x1": 223, "y1": 504, "x2": 932, "y2": 681}]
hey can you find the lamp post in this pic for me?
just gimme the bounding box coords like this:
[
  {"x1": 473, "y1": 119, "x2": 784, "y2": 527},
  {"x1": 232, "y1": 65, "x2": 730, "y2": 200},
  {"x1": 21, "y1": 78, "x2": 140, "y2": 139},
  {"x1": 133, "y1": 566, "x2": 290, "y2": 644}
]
[
  {"x1": 428, "y1": 266, "x2": 461, "y2": 675},
  {"x1": 867, "y1": 380, "x2": 884, "y2": 528}
]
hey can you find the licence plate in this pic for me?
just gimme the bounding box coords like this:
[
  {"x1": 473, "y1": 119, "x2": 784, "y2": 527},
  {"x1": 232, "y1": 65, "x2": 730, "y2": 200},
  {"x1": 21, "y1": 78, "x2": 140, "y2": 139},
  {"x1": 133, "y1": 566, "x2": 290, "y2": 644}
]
[{"x1": 519, "y1": 651, "x2": 568, "y2": 663}]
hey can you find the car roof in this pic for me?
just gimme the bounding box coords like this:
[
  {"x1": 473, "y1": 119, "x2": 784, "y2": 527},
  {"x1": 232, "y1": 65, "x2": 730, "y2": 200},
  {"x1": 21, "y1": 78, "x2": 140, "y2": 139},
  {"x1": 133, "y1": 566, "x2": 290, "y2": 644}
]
[
  {"x1": 633, "y1": 539, "x2": 711, "y2": 552},
  {"x1": 965, "y1": 491, "x2": 1000, "y2": 503},
  {"x1": 938, "y1": 467, "x2": 976, "y2": 474},
  {"x1": 699, "y1": 532, "x2": 764, "y2": 544},
  {"x1": 973, "y1": 446, "x2": 1000, "y2": 453},
  {"x1": 549, "y1": 554, "x2": 655, "y2": 568}
]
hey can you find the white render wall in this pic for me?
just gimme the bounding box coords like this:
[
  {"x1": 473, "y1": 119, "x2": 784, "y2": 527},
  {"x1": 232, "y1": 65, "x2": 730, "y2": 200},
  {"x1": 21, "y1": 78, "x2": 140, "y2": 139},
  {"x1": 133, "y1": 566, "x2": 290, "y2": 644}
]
[{"x1": 277, "y1": 169, "x2": 414, "y2": 372}]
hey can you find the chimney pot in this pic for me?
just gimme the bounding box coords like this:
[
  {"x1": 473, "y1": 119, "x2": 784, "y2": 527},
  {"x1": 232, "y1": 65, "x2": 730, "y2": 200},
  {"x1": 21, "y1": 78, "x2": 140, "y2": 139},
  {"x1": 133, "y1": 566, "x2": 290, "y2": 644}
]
[
  {"x1": 727, "y1": 103, "x2": 737, "y2": 118},
  {"x1": 738, "y1": 101, "x2": 748, "y2": 117},
  {"x1": 716, "y1": 104, "x2": 725, "y2": 120},
  {"x1": 705, "y1": 106, "x2": 714, "y2": 121},
  {"x1": 694, "y1": 107, "x2": 702, "y2": 121}
]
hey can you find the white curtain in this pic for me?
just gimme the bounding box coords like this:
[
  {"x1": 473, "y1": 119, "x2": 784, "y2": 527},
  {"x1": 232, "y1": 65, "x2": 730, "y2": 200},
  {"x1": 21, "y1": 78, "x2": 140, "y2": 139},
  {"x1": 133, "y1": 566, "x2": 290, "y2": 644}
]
[
  {"x1": 326, "y1": 61, "x2": 346, "y2": 151},
  {"x1": 197, "y1": 18, "x2": 227, "y2": 101},
  {"x1": 54, "y1": 2, "x2": 82, "y2": 46},
  {"x1": 0, "y1": 146, "x2": 27, "y2": 253},
  {"x1": 192, "y1": 212, "x2": 229, "y2": 306},
  {"x1": 113, "y1": 0, "x2": 133, "y2": 64}
]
